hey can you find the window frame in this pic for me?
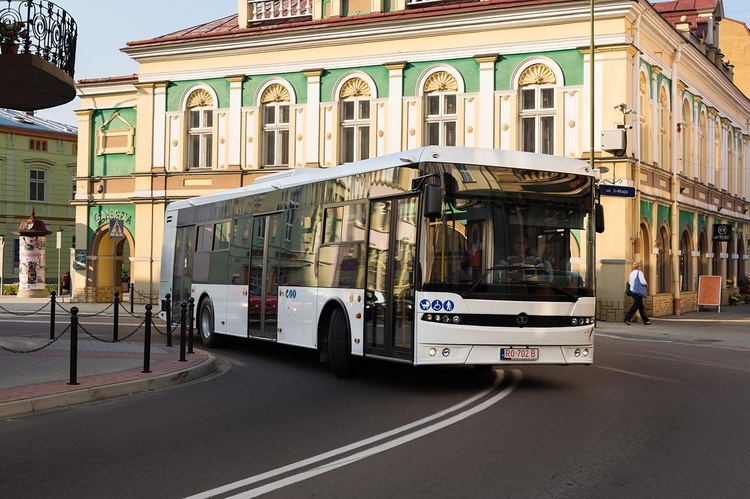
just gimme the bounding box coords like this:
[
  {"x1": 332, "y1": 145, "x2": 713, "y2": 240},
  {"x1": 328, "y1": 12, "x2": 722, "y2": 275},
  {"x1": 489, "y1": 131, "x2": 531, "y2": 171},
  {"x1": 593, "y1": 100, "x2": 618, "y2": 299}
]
[
  {"x1": 262, "y1": 101, "x2": 291, "y2": 168},
  {"x1": 187, "y1": 107, "x2": 214, "y2": 169},
  {"x1": 29, "y1": 168, "x2": 47, "y2": 202}
]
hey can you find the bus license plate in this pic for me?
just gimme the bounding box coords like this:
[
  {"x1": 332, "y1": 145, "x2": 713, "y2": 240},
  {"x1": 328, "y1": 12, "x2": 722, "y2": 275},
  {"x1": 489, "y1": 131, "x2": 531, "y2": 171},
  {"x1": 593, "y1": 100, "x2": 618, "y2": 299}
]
[{"x1": 500, "y1": 348, "x2": 539, "y2": 361}]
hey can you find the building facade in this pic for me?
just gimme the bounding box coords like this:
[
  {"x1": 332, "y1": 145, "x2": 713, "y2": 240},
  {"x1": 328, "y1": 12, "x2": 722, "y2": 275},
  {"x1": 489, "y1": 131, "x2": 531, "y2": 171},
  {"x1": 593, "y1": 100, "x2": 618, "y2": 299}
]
[
  {"x1": 0, "y1": 108, "x2": 77, "y2": 293},
  {"x1": 73, "y1": 0, "x2": 750, "y2": 318}
]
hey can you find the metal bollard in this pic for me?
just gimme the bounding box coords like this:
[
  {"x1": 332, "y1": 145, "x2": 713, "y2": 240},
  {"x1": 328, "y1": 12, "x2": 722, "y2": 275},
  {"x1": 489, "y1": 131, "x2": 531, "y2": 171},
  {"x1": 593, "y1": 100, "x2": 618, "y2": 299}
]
[
  {"x1": 130, "y1": 283, "x2": 135, "y2": 314},
  {"x1": 50, "y1": 290, "x2": 56, "y2": 340},
  {"x1": 179, "y1": 301, "x2": 187, "y2": 362},
  {"x1": 143, "y1": 304, "x2": 152, "y2": 373},
  {"x1": 113, "y1": 291, "x2": 120, "y2": 342},
  {"x1": 165, "y1": 293, "x2": 172, "y2": 347},
  {"x1": 68, "y1": 307, "x2": 79, "y2": 385},
  {"x1": 188, "y1": 297, "x2": 195, "y2": 354}
]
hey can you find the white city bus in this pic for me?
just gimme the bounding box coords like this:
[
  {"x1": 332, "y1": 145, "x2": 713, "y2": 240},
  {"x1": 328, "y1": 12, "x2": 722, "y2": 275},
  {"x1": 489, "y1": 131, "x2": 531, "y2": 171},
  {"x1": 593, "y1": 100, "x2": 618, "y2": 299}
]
[{"x1": 160, "y1": 146, "x2": 604, "y2": 376}]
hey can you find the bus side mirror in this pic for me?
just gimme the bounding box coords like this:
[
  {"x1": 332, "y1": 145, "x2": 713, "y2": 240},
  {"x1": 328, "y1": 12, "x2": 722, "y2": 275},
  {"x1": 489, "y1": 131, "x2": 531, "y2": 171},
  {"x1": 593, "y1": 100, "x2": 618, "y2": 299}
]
[
  {"x1": 423, "y1": 184, "x2": 442, "y2": 220},
  {"x1": 595, "y1": 203, "x2": 605, "y2": 233}
]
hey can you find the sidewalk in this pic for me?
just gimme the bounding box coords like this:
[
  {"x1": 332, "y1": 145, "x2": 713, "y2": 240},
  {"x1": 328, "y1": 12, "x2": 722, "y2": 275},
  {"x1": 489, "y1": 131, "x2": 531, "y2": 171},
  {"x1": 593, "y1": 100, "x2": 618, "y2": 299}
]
[{"x1": 0, "y1": 295, "x2": 216, "y2": 418}]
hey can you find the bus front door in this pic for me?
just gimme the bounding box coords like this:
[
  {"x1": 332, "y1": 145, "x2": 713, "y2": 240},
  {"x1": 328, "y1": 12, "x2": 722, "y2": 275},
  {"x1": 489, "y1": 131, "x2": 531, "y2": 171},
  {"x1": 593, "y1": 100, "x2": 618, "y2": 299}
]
[
  {"x1": 248, "y1": 213, "x2": 281, "y2": 340},
  {"x1": 364, "y1": 196, "x2": 417, "y2": 361}
]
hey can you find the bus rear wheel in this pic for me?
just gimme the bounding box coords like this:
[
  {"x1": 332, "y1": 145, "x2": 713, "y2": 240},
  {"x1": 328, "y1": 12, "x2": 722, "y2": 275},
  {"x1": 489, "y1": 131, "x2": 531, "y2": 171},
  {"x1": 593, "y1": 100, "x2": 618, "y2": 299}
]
[
  {"x1": 198, "y1": 297, "x2": 224, "y2": 348},
  {"x1": 328, "y1": 307, "x2": 354, "y2": 378}
]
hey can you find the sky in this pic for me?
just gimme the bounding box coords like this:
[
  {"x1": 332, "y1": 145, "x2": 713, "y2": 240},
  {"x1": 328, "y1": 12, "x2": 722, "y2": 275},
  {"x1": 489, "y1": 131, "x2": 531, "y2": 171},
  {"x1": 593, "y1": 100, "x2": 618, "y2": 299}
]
[{"x1": 34, "y1": 0, "x2": 750, "y2": 127}]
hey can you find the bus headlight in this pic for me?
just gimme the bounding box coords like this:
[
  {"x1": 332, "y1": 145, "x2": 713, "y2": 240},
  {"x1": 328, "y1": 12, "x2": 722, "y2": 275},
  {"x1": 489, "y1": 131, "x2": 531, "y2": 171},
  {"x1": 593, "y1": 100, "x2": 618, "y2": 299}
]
[
  {"x1": 442, "y1": 348, "x2": 451, "y2": 357},
  {"x1": 428, "y1": 347, "x2": 437, "y2": 357}
]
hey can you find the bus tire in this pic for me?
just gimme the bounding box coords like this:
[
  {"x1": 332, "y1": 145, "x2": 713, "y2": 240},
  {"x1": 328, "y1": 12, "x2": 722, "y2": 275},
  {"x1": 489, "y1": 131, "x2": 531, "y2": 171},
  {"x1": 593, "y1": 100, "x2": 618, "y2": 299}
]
[
  {"x1": 198, "y1": 297, "x2": 224, "y2": 348},
  {"x1": 328, "y1": 307, "x2": 354, "y2": 378}
]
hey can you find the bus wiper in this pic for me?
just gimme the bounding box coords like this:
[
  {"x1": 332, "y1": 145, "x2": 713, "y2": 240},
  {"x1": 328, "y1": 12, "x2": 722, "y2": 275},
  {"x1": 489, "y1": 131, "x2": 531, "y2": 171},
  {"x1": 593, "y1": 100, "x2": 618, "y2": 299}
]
[
  {"x1": 520, "y1": 280, "x2": 579, "y2": 302},
  {"x1": 461, "y1": 265, "x2": 513, "y2": 297}
]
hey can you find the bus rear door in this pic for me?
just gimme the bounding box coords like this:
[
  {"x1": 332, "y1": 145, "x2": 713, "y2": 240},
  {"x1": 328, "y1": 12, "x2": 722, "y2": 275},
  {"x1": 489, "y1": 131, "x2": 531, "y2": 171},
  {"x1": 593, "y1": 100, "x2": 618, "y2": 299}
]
[{"x1": 248, "y1": 213, "x2": 281, "y2": 340}]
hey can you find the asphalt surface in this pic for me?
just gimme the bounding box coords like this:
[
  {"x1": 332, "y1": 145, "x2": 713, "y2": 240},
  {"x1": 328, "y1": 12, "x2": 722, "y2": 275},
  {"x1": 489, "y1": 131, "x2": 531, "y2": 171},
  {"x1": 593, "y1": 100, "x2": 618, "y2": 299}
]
[{"x1": 1, "y1": 295, "x2": 747, "y2": 419}]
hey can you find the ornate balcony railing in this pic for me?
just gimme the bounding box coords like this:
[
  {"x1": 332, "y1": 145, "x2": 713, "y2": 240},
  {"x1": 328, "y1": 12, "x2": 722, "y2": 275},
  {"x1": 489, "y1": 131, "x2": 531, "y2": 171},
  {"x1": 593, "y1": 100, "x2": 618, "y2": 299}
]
[
  {"x1": 248, "y1": 0, "x2": 311, "y2": 22},
  {"x1": 0, "y1": 0, "x2": 77, "y2": 78}
]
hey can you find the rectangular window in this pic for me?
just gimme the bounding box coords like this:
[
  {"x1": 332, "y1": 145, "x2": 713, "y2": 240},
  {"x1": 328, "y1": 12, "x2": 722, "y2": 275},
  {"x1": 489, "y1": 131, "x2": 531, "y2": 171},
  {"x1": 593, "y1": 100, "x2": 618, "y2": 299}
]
[
  {"x1": 341, "y1": 98, "x2": 370, "y2": 163},
  {"x1": 188, "y1": 108, "x2": 213, "y2": 169},
  {"x1": 213, "y1": 221, "x2": 230, "y2": 251},
  {"x1": 519, "y1": 86, "x2": 555, "y2": 155},
  {"x1": 262, "y1": 103, "x2": 290, "y2": 168},
  {"x1": 424, "y1": 92, "x2": 457, "y2": 146},
  {"x1": 29, "y1": 169, "x2": 46, "y2": 201},
  {"x1": 196, "y1": 225, "x2": 214, "y2": 252}
]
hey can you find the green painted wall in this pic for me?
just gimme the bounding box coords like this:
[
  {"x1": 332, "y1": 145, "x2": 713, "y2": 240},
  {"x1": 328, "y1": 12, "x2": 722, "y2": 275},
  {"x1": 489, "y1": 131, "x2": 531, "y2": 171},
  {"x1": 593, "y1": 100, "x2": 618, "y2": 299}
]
[
  {"x1": 91, "y1": 109, "x2": 137, "y2": 177},
  {"x1": 403, "y1": 59, "x2": 480, "y2": 97},
  {"x1": 243, "y1": 73, "x2": 308, "y2": 106},
  {"x1": 166, "y1": 78, "x2": 231, "y2": 111},
  {"x1": 679, "y1": 210, "x2": 694, "y2": 232},
  {"x1": 640, "y1": 200, "x2": 653, "y2": 226},
  {"x1": 88, "y1": 205, "x2": 135, "y2": 244},
  {"x1": 657, "y1": 204, "x2": 671, "y2": 229},
  {"x1": 495, "y1": 50, "x2": 584, "y2": 90},
  {"x1": 320, "y1": 66, "x2": 390, "y2": 101}
]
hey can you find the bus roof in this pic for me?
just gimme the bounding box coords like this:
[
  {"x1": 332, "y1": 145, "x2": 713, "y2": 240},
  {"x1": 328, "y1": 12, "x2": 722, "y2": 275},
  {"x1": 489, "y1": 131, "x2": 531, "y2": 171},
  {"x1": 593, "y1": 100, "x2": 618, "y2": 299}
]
[{"x1": 166, "y1": 147, "x2": 596, "y2": 211}]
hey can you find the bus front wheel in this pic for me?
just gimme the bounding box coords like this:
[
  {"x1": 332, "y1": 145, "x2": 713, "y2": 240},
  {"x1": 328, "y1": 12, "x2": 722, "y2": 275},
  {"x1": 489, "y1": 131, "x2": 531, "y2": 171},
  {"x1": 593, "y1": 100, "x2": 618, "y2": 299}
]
[
  {"x1": 198, "y1": 297, "x2": 223, "y2": 348},
  {"x1": 328, "y1": 307, "x2": 354, "y2": 378}
]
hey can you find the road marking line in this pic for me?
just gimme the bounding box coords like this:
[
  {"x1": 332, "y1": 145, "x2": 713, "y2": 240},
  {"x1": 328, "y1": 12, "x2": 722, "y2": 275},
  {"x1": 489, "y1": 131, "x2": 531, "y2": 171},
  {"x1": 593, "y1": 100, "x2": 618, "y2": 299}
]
[{"x1": 187, "y1": 369, "x2": 521, "y2": 499}]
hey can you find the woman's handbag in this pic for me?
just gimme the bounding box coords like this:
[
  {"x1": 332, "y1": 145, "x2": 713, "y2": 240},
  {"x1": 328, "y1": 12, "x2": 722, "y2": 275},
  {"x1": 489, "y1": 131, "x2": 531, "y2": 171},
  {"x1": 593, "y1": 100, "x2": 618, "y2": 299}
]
[
  {"x1": 633, "y1": 274, "x2": 648, "y2": 297},
  {"x1": 626, "y1": 282, "x2": 633, "y2": 296}
]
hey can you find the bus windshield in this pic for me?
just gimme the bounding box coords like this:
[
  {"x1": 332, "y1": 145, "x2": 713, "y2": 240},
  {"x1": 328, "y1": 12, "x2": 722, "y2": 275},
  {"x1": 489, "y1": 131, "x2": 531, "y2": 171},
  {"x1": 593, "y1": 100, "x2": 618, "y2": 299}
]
[{"x1": 423, "y1": 163, "x2": 595, "y2": 299}]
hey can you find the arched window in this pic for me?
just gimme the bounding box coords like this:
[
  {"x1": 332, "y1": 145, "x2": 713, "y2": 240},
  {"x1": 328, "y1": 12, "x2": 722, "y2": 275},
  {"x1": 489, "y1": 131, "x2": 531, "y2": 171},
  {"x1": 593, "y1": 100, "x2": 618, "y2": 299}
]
[
  {"x1": 519, "y1": 64, "x2": 556, "y2": 155},
  {"x1": 681, "y1": 99, "x2": 692, "y2": 177},
  {"x1": 423, "y1": 71, "x2": 458, "y2": 146},
  {"x1": 186, "y1": 89, "x2": 215, "y2": 169},
  {"x1": 639, "y1": 71, "x2": 651, "y2": 162},
  {"x1": 727, "y1": 237, "x2": 736, "y2": 286},
  {"x1": 658, "y1": 86, "x2": 670, "y2": 169},
  {"x1": 680, "y1": 229, "x2": 692, "y2": 291},
  {"x1": 699, "y1": 110, "x2": 707, "y2": 184},
  {"x1": 640, "y1": 222, "x2": 652, "y2": 285},
  {"x1": 698, "y1": 230, "x2": 708, "y2": 279},
  {"x1": 714, "y1": 117, "x2": 722, "y2": 188},
  {"x1": 339, "y1": 77, "x2": 371, "y2": 163},
  {"x1": 657, "y1": 225, "x2": 671, "y2": 293},
  {"x1": 712, "y1": 239, "x2": 721, "y2": 276},
  {"x1": 260, "y1": 83, "x2": 291, "y2": 168}
]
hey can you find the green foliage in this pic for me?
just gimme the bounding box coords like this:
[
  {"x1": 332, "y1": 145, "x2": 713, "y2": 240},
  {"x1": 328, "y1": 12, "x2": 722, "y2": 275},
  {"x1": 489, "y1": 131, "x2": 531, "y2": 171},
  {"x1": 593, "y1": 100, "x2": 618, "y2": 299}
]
[{"x1": 728, "y1": 294, "x2": 742, "y2": 306}]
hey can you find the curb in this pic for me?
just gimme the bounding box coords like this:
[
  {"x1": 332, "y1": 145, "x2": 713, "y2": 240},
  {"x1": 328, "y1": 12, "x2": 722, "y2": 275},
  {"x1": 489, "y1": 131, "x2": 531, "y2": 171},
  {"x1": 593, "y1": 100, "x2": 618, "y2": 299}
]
[{"x1": 0, "y1": 353, "x2": 217, "y2": 419}]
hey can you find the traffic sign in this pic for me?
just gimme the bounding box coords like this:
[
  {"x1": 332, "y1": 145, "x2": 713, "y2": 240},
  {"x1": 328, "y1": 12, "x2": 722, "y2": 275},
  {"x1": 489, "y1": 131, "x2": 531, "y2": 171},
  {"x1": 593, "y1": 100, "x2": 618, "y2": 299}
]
[{"x1": 109, "y1": 218, "x2": 125, "y2": 239}]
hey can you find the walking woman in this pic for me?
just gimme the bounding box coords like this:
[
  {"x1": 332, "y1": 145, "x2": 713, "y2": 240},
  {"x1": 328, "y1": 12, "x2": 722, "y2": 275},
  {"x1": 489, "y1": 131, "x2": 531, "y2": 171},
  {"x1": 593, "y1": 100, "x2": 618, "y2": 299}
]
[{"x1": 624, "y1": 261, "x2": 651, "y2": 325}]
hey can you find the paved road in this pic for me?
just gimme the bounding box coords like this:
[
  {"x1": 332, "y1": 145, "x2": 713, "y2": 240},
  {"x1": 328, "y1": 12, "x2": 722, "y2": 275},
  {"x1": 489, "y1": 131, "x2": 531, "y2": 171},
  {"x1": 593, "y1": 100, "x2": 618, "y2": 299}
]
[{"x1": 0, "y1": 302, "x2": 747, "y2": 498}]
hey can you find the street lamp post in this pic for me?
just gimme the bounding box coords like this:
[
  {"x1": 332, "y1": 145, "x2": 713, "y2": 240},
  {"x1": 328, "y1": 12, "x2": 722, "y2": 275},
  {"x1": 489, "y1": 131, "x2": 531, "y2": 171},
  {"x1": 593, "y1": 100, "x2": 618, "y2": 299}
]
[{"x1": 0, "y1": 234, "x2": 5, "y2": 296}]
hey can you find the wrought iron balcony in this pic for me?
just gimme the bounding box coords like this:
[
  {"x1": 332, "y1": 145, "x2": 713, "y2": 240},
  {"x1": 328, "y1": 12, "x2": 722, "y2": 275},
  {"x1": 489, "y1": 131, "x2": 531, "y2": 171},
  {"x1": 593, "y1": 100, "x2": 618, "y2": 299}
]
[{"x1": 0, "y1": 0, "x2": 77, "y2": 111}]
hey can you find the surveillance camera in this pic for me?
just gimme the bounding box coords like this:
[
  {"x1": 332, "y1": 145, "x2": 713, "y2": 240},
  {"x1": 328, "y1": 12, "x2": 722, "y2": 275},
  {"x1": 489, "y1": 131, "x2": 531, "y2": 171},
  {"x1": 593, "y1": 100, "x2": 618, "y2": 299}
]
[{"x1": 614, "y1": 103, "x2": 626, "y2": 110}]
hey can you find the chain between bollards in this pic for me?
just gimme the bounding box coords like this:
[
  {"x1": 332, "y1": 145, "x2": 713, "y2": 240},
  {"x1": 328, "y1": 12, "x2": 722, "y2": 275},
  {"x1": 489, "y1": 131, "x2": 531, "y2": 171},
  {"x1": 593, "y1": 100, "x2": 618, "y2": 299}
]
[{"x1": 68, "y1": 307, "x2": 79, "y2": 385}]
